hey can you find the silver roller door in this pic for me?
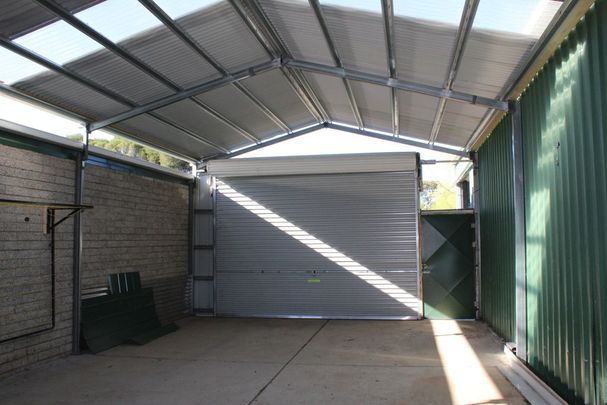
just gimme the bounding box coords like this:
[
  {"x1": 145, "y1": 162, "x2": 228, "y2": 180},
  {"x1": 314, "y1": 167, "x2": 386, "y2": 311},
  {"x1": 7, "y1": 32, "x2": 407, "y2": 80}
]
[{"x1": 208, "y1": 153, "x2": 421, "y2": 319}]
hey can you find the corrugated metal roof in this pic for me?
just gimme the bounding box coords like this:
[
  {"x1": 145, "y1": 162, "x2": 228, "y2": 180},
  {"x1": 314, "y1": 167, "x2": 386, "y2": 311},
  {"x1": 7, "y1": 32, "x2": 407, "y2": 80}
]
[
  {"x1": 321, "y1": 4, "x2": 389, "y2": 76},
  {"x1": 238, "y1": 69, "x2": 317, "y2": 131},
  {"x1": 176, "y1": 2, "x2": 269, "y2": 73},
  {"x1": 452, "y1": 32, "x2": 535, "y2": 99},
  {"x1": 397, "y1": 90, "x2": 439, "y2": 140},
  {"x1": 436, "y1": 100, "x2": 487, "y2": 147},
  {"x1": 154, "y1": 98, "x2": 252, "y2": 151},
  {"x1": 194, "y1": 85, "x2": 284, "y2": 142},
  {"x1": 258, "y1": 0, "x2": 334, "y2": 65},
  {"x1": 64, "y1": 49, "x2": 174, "y2": 104},
  {"x1": 120, "y1": 25, "x2": 222, "y2": 89},
  {"x1": 0, "y1": 0, "x2": 97, "y2": 39},
  {"x1": 348, "y1": 81, "x2": 391, "y2": 132},
  {"x1": 303, "y1": 72, "x2": 356, "y2": 126},
  {"x1": 394, "y1": 17, "x2": 457, "y2": 88},
  {"x1": 13, "y1": 71, "x2": 129, "y2": 119},
  {"x1": 0, "y1": 0, "x2": 568, "y2": 157},
  {"x1": 113, "y1": 113, "x2": 218, "y2": 158}
]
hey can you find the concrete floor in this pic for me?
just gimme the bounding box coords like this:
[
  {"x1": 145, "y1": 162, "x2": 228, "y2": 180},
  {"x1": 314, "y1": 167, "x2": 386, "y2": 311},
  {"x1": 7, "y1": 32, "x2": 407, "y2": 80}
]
[{"x1": 0, "y1": 318, "x2": 526, "y2": 405}]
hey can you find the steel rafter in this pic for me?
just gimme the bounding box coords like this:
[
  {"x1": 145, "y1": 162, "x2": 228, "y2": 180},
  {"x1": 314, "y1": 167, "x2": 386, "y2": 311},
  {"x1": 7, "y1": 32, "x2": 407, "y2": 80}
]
[
  {"x1": 328, "y1": 123, "x2": 468, "y2": 157},
  {"x1": 428, "y1": 0, "x2": 479, "y2": 145},
  {"x1": 285, "y1": 59, "x2": 508, "y2": 111},
  {"x1": 381, "y1": 0, "x2": 399, "y2": 136},
  {"x1": 137, "y1": 0, "x2": 263, "y2": 143},
  {"x1": 31, "y1": 0, "x2": 240, "y2": 150},
  {"x1": 89, "y1": 59, "x2": 280, "y2": 131},
  {"x1": 207, "y1": 122, "x2": 328, "y2": 160},
  {"x1": 308, "y1": 0, "x2": 364, "y2": 129},
  {"x1": 232, "y1": 0, "x2": 330, "y2": 124},
  {"x1": 0, "y1": 35, "x2": 228, "y2": 153}
]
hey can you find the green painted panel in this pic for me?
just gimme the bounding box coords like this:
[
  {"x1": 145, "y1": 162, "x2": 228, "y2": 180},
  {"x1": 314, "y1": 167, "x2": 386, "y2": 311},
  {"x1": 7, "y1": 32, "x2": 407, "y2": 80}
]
[
  {"x1": 422, "y1": 213, "x2": 475, "y2": 320},
  {"x1": 478, "y1": 116, "x2": 516, "y2": 342},
  {"x1": 520, "y1": 1, "x2": 607, "y2": 402}
]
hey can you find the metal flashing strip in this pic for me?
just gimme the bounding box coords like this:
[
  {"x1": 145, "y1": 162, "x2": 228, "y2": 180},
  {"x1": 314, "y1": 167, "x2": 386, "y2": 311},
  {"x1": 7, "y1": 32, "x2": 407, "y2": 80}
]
[{"x1": 499, "y1": 346, "x2": 567, "y2": 405}]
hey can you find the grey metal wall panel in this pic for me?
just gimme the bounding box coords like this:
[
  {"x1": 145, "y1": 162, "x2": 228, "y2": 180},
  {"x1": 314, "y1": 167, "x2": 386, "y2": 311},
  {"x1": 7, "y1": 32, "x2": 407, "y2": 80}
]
[{"x1": 215, "y1": 170, "x2": 420, "y2": 319}]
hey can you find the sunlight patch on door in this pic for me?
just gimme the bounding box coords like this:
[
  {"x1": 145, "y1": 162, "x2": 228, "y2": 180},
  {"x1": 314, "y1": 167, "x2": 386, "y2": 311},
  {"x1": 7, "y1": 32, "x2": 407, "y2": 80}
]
[{"x1": 217, "y1": 180, "x2": 419, "y2": 313}]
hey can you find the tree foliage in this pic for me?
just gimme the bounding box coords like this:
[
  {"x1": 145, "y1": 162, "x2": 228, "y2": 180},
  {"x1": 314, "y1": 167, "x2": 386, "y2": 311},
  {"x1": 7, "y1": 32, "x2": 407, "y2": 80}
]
[
  {"x1": 67, "y1": 135, "x2": 191, "y2": 173},
  {"x1": 420, "y1": 180, "x2": 456, "y2": 210}
]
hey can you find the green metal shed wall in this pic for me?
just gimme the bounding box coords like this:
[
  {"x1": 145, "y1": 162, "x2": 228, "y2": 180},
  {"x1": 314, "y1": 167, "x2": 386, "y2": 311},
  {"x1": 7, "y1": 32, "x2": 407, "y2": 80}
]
[
  {"x1": 477, "y1": 116, "x2": 515, "y2": 342},
  {"x1": 520, "y1": 2, "x2": 607, "y2": 402}
]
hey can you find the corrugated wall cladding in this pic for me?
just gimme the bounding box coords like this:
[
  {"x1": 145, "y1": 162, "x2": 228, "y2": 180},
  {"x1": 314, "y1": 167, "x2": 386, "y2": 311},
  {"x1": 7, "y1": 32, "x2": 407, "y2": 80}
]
[
  {"x1": 81, "y1": 166, "x2": 190, "y2": 325},
  {"x1": 0, "y1": 143, "x2": 74, "y2": 376},
  {"x1": 520, "y1": 2, "x2": 607, "y2": 402},
  {"x1": 478, "y1": 116, "x2": 515, "y2": 342}
]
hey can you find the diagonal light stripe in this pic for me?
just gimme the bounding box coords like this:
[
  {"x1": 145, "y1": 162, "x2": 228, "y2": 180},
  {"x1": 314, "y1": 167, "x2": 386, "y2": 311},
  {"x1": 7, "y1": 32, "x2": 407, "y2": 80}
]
[{"x1": 217, "y1": 180, "x2": 420, "y2": 311}]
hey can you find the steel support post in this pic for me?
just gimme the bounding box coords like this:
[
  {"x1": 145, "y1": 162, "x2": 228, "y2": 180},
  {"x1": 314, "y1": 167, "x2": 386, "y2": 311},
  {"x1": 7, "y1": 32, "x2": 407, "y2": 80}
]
[{"x1": 511, "y1": 101, "x2": 527, "y2": 360}]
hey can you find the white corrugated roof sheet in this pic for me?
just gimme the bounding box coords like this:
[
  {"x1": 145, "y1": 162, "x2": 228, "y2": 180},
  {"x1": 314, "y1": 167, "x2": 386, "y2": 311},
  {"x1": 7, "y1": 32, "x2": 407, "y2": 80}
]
[{"x1": 0, "y1": 0, "x2": 564, "y2": 160}]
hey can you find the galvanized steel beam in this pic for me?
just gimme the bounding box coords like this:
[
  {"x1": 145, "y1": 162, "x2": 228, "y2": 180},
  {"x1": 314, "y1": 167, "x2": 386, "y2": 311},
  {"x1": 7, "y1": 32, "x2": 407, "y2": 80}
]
[
  {"x1": 138, "y1": 0, "x2": 265, "y2": 144},
  {"x1": 89, "y1": 59, "x2": 280, "y2": 131},
  {"x1": 285, "y1": 59, "x2": 509, "y2": 111},
  {"x1": 31, "y1": 0, "x2": 244, "y2": 151},
  {"x1": 309, "y1": 0, "x2": 364, "y2": 129},
  {"x1": 510, "y1": 101, "x2": 527, "y2": 360},
  {"x1": 0, "y1": 33, "x2": 228, "y2": 153},
  {"x1": 428, "y1": 0, "x2": 479, "y2": 145},
  {"x1": 207, "y1": 122, "x2": 327, "y2": 160},
  {"x1": 235, "y1": 0, "x2": 330, "y2": 123},
  {"x1": 380, "y1": 0, "x2": 399, "y2": 136},
  {"x1": 0, "y1": 36, "x2": 135, "y2": 106},
  {"x1": 328, "y1": 123, "x2": 468, "y2": 157}
]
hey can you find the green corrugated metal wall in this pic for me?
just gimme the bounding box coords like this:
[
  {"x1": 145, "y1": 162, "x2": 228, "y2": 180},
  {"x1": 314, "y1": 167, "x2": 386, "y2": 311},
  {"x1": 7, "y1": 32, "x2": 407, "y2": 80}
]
[
  {"x1": 520, "y1": 1, "x2": 606, "y2": 402},
  {"x1": 477, "y1": 117, "x2": 515, "y2": 341}
]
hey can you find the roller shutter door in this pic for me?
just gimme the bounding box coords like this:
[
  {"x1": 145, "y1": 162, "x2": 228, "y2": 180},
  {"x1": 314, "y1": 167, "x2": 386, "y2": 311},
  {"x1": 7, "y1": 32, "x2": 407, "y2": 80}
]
[{"x1": 209, "y1": 153, "x2": 421, "y2": 319}]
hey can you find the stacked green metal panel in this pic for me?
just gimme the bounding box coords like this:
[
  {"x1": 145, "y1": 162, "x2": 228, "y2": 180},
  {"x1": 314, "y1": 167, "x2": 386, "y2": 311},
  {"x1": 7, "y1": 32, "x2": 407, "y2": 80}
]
[
  {"x1": 520, "y1": 2, "x2": 607, "y2": 402},
  {"x1": 477, "y1": 116, "x2": 516, "y2": 342}
]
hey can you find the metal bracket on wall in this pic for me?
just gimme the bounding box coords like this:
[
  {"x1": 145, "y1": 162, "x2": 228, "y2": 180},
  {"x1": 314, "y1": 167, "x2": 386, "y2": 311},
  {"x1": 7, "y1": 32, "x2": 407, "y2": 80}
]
[{"x1": 0, "y1": 198, "x2": 93, "y2": 344}]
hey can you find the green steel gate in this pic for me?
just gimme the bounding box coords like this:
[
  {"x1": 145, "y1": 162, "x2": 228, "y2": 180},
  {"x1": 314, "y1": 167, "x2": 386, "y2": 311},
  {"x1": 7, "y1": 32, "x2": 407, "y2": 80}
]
[{"x1": 421, "y1": 211, "x2": 475, "y2": 319}]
